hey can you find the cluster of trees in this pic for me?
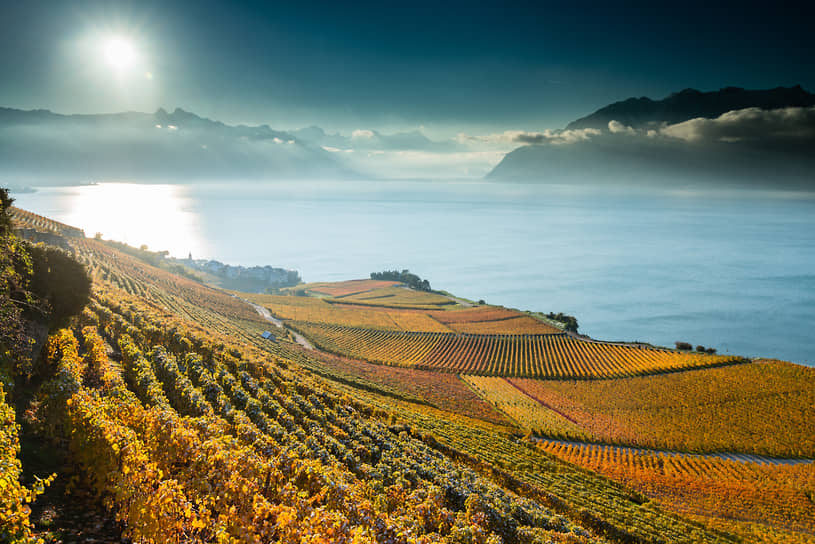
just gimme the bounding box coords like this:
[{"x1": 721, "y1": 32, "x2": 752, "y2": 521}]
[
  {"x1": 544, "y1": 312, "x2": 579, "y2": 332},
  {"x1": 370, "y1": 269, "x2": 431, "y2": 291},
  {"x1": 675, "y1": 341, "x2": 716, "y2": 354}
]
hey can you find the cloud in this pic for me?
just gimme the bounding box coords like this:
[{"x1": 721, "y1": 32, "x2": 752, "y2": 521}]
[
  {"x1": 457, "y1": 128, "x2": 601, "y2": 148},
  {"x1": 608, "y1": 120, "x2": 635, "y2": 135},
  {"x1": 659, "y1": 106, "x2": 815, "y2": 143},
  {"x1": 351, "y1": 129, "x2": 375, "y2": 139}
]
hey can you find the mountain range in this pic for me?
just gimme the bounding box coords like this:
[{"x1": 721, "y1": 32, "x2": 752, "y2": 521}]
[
  {"x1": 567, "y1": 85, "x2": 815, "y2": 130},
  {"x1": 3, "y1": 85, "x2": 814, "y2": 188},
  {"x1": 0, "y1": 107, "x2": 354, "y2": 183},
  {"x1": 489, "y1": 85, "x2": 815, "y2": 188}
]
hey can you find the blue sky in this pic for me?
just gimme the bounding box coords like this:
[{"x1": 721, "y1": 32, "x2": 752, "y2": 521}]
[{"x1": 2, "y1": 0, "x2": 813, "y2": 136}]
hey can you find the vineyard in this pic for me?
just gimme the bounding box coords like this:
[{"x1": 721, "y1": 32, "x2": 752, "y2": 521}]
[
  {"x1": 536, "y1": 439, "x2": 815, "y2": 544},
  {"x1": 302, "y1": 279, "x2": 401, "y2": 297},
  {"x1": 243, "y1": 295, "x2": 453, "y2": 332},
  {"x1": 429, "y1": 306, "x2": 523, "y2": 324},
  {"x1": 9, "y1": 206, "x2": 85, "y2": 237},
  {"x1": 29, "y1": 291, "x2": 606, "y2": 543},
  {"x1": 332, "y1": 286, "x2": 456, "y2": 307},
  {"x1": 3, "y1": 205, "x2": 813, "y2": 543},
  {"x1": 288, "y1": 321, "x2": 744, "y2": 378},
  {"x1": 445, "y1": 316, "x2": 561, "y2": 335},
  {"x1": 461, "y1": 377, "x2": 589, "y2": 440},
  {"x1": 508, "y1": 365, "x2": 815, "y2": 457}
]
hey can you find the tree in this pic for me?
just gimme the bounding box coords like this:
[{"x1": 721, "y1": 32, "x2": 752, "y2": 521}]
[
  {"x1": 27, "y1": 245, "x2": 91, "y2": 327},
  {"x1": 0, "y1": 188, "x2": 13, "y2": 236}
]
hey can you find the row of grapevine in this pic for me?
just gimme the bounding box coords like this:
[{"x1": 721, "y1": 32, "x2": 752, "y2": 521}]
[
  {"x1": 9, "y1": 206, "x2": 85, "y2": 237},
  {"x1": 536, "y1": 439, "x2": 815, "y2": 541},
  {"x1": 0, "y1": 382, "x2": 55, "y2": 543},
  {"x1": 288, "y1": 321, "x2": 743, "y2": 378}
]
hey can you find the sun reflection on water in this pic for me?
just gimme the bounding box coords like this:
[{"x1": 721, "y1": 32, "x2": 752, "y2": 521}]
[{"x1": 20, "y1": 183, "x2": 208, "y2": 259}]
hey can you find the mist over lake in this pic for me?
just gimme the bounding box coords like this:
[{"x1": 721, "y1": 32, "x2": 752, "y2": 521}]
[{"x1": 14, "y1": 181, "x2": 815, "y2": 365}]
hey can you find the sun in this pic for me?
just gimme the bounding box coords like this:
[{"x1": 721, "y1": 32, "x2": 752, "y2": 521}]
[{"x1": 103, "y1": 37, "x2": 137, "y2": 71}]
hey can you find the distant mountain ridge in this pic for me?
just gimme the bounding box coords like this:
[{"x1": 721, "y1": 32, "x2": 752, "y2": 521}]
[
  {"x1": 567, "y1": 85, "x2": 815, "y2": 130},
  {"x1": 0, "y1": 106, "x2": 356, "y2": 183},
  {"x1": 489, "y1": 85, "x2": 815, "y2": 188},
  {"x1": 0, "y1": 106, "x2": 294, "y2": 141}
]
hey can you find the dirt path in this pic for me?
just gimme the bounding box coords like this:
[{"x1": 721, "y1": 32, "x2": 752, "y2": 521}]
[
  {"x1": 244, "y1": 299, "x2": 315, "y2": 350},
  {"x1": 533, "y1": 437, "x2": 814, "y2": 466},
  {"x1": 443, "y1": 294, "x2": 473, "y2": 307}
]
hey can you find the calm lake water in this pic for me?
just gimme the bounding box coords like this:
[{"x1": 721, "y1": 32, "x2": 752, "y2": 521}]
[{"x1": 13, "y1": 181, "x2": 815, "y2": 365}]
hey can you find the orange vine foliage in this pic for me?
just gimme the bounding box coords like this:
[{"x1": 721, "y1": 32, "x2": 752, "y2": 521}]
[
  {"x1": 537, "y1": 439, "x2": 815, "y2": 542},
  {"x1": 447, "y1": 317, "x2": 560, "y2": 335},
  {"x1": 288, "y1": 322, "x2": 743, "y2": 378},
  {"x1": 510, "y1": 362, "x2": 815, "y2": 457},
  {"x1": 305, "y1": 279, "x2": 400, "y2": 297},
  {"x1": 39, "y1": 291, "x2": 597, "y2": 543}
]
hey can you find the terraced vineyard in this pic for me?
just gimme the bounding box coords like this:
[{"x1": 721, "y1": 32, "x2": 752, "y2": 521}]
[
  {"x1": 31, "y1": 288, "x2": 606, "y2": 543},
  {"x1": 446, "y1": 316, "x2": 561, "y2": 335},
  {"x1": 537, "y1": 439, "x2": 815, "y2": 544},
  {"x1": 245, "y1": 294, "x2": 453, "y2": 332},
  {"x1": 328, "y1": 286, "x2": 456, "y2": 308},
  {"x1": 462, "y1": 376, "x2": 589, "y2": 439},
  {"x1": 4, "y1": 206, "x2": 812, "y2": 543},
  {"x1": 509, "y1": 366, "x2": 815, "y2": 457},
  {"x1": 9, "y1": 206, "x2": 86, "y2": 237},
  {"x1": 303, "y1": 279, "x2": 400, "y2": 297},
  {"x1": 288, "y1": 321, "x2": 744, "y2": 378}
]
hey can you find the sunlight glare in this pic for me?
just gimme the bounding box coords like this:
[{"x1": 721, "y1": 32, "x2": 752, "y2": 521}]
[
  {"x1": 62, "y1": 183, "x2": 207, "y2": 258},
  {"x1": 104, "y1": 37, "x2": 137, "y2": 71}
]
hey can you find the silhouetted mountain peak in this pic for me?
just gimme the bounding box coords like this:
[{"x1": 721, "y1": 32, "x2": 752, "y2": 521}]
[{"x1": 568, "y1": 85, "x2": 815, "y2": 130}]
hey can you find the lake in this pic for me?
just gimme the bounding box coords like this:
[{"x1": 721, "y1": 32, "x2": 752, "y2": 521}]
[{"x1": 13, "y1": 181, "x2": 815, "y2": 365}]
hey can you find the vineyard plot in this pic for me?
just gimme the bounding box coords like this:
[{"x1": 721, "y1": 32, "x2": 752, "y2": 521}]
[{"x1": 290, "y1": 321, "x2": 744, "y2": 378}]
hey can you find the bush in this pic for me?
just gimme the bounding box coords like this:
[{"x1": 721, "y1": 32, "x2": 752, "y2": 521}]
[
  {"x1": 675, "y1": 342, "x2": 692, "y2": 350},
  {"x1": 28, "y1": 245, "x2": 92, "y2": 326},
  {"x1": 696, "y1": 345, "x2": 706, "y2": 353}
]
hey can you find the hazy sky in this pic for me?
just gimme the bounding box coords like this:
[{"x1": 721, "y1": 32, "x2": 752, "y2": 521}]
[{"x1": 2, "y1": 1, "x2": 813, "y2": 136}]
